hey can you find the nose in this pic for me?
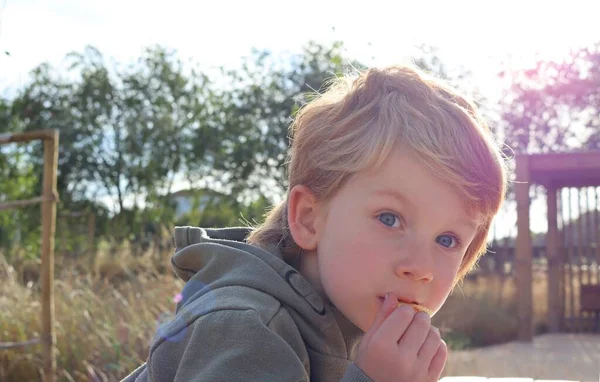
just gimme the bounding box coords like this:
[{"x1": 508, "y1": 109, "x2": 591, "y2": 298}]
[
  {"x1": 397, "y1": 268, "x2": 433, "y2": 282},
  {"x1": 393, "y1": 238, "x2": 434, "y2": 283}
]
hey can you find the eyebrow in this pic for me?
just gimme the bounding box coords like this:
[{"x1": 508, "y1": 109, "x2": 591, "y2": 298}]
[
  {"x1": 452, "y1": 219, "x2": 479, "y2": 232},
  {"x1": 372, "y1": 189, "x2": 416, "y2": 211},
  {"x1": 373, "y1": 189, "x2": 479, "y2": 232}
]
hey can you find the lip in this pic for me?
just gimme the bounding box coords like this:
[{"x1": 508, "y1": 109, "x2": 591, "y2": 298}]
[{"x1": 378, "y1": 295, "x2": 420, "y2": 306}]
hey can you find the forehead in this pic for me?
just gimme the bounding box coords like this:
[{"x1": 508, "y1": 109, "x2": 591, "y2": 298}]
[{"x1": 348, "y1": 148, "x2": 483, "y2": 226}]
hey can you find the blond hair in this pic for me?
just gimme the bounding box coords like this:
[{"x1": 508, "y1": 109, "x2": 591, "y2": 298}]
[{"x1": 247, "y1": 65, "x2": 507, "y2": 282}]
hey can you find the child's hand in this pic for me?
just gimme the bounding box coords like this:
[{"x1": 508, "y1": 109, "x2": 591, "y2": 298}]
[{"x1": 354, "y1": 293, "x2": 447, "y2": 382}]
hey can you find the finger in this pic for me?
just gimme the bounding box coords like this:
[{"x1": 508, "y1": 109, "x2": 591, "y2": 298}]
[
  {"x1": 417, "y1": 326, "x2": 442, "y2": 363},
  {"x1": 397, "y1": 311, "x2": 430, "y2": 352},
  {"x1": 362, "y1": 293, "x2": 399, "y2": 344},
  {"x1": 374, "y1": 303, "x2": 415, "y2": 345},
  {"x1": 428, "y1": 339, "x2": 448, "y2": 380}
]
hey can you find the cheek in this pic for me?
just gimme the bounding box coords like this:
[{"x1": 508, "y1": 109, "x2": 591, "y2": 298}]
[
  {"x1": 430, "y1": 259, "x2": 462, "y2": 306},
  {"x1": 318, "y1": 234, "x2": 379, "y2": 287},
  {"x1": 321, "y1": 235, "x2": 374, "y2": 270},
  {"x1": 341, "y1": 240, "x2": 378, "y2": 272}
]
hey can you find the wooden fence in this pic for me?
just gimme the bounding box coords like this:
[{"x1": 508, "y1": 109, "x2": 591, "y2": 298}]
[{"x1": 0, "y1": 129, "x2": 59, "y2": 382}]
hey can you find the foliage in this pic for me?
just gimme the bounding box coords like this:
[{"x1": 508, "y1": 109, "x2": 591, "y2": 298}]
[
  {"x1": 499, "y1": 42, "x2": 600, "y2": 154},
  {"x1": 213, "y1": 41, "x2": 366, "y2": 194},
  {"x1": 0, "y1": 99, "x2": 41, "y2": 257},
  {"x1": 0, "y1": 41, "x2": 360, "y2": 251}
]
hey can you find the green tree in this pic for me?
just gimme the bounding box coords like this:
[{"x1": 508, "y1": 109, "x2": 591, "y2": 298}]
[
  {"x1": 208, "y1": 41, "x2": 366, "y2": 199},
  {"x1": 0, "y1": 151, "x2": 40, "y2": 258},
  {"x1": 2, "y1": 40, "x2": 409, "y2": 249},
  {"x1": 0, "y1": 98, "x2": 42, "y2": 259},
  {"x1": 7, "y1": 46, "x2": 215, "y2": 240}
]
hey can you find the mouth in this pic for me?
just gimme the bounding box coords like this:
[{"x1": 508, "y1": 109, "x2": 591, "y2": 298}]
[
  {"x1": 378, "y1": 295, "x2": 433, "y2": 316},
  {"x1": 378, "y1": 296, "x2": 420, "y2": 306}
]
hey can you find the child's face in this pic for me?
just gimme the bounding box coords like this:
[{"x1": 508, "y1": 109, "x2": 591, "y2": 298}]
[{"x1": 313, "y1": 148, "x2": 480, "y2": 332}]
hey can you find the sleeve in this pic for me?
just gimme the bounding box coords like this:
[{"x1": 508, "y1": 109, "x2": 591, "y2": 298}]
[
  {"x1": 146, "y1": 308, "x2": 310, "y2": 381},
  {"x1": 340, "y1": 363, "x2": 374, "y2": 382}
]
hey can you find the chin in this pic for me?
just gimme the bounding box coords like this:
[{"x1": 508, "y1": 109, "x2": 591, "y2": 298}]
[
  {"x1": 334, "y1": 301, "x2": 371, "y2": 332},
  {"x1": 353, "y1": 308, "x2": 378, "y2": 333}
]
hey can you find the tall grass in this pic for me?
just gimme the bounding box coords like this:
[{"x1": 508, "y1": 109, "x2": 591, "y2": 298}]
[
  {"x1": 1, "y1": 246, "x2": 183, "y2": 381},
  {"x1": 433, "y1": 271, "x2": 550, "y2": 349}
]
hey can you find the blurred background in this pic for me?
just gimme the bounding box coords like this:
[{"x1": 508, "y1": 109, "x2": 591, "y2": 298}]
[{"x1": 1, "y1": 0, "x2": 600, "y2": 380}]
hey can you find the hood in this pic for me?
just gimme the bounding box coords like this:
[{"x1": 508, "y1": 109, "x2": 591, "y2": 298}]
[{"x1": 169, "y1": 226, "x2": 364, "y2": 359}]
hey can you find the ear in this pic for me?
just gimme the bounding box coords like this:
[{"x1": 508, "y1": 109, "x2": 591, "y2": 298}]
[{"x1": 288, "y1": 184, "x2": 321, "y2": 251}]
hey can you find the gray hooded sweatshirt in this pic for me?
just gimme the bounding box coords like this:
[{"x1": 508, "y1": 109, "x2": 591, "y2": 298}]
[{"x1": 122, "y1": 226, "x2": 373, "y2": 381}]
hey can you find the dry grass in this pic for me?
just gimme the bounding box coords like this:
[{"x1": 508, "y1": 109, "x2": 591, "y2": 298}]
[
  {"x1": 433, "y1": 271, "x2": 550, "y2": 348},
  {"x1": 1, "y1": 247, "x2": 561, "y2": 381},
  {"x1": 0, "y1": 247, "x2": 183, "y2": 381}
]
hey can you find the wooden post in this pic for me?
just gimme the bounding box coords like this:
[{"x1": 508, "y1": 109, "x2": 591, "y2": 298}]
[
  {"x1": 515, "y1": 154, "x2": 533, "y2": 341},
  {"x1": 41, "y1": 131, "x2": 58, "y2": 382},
  {"x1": 546, "y1": 184, "x2": 560, "y2": 332},
  {"x1": 566, "y1": 188, "x2": 575, "y2": 329},
  {"x1": 557, "y1": 188, "x2": 566, "y2": 329},
  {"x1": 584, "y1": 188, "x2": 592, "y2": 284},
  {"x1": 574, "y1": 189, "x2": 583, "y2": 330},
  {"x1": 594, "y1": 187, "x2": 600, "y2": 285}
]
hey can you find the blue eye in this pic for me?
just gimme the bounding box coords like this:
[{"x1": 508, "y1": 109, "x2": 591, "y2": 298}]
[
  {"x1": 378, "y1": 213, "x2": 401, "y2": 228},
  {"x1": 436, "y1": 235, "x2": 459, "y2": 248}
]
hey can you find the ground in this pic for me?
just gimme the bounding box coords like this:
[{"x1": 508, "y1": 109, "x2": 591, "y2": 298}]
[{"x1": 442, "y1": 333, "x2": 600, "y2": 381}]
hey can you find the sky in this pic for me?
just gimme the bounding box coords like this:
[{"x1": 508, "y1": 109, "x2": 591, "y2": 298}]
[
  {"x1": 1, "y1": 0, "x2": 599, "y2": 235},
  {"x1": 2, "y1": 0, "x2": 600, "y2": 93}
]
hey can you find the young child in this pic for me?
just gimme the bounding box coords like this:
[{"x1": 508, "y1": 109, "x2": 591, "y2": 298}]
[{"x1": 123, "y1": 65, "x2": 507, "y2": 382}]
